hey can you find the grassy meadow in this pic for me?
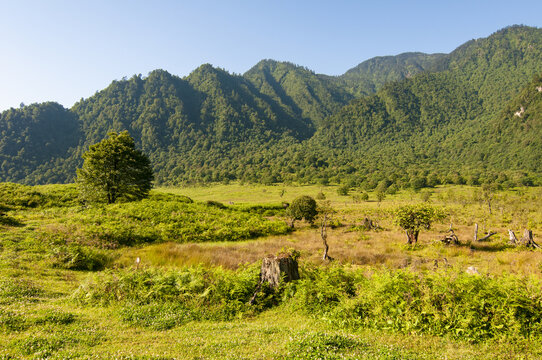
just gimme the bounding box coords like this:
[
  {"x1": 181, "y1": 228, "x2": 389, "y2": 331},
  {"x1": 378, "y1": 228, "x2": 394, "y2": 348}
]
[{"x1": 0, "y1": 182, "x2": 541, "y2": 359}]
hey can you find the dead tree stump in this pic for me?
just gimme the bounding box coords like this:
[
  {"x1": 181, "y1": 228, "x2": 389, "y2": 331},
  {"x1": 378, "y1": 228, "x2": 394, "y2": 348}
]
[
  {"x1": 362, "y1": 217, "x2": 379, "y2": 230},
  {"x1": 508, "y1": 229, "x2": 519, "y2": 245},
  {"x1": 259, "y1": 254, "x2": 300, "y2": 288},
  {"x1": 249, "y1": 253, "x2": 300, "y2": 304},
  {"x1": 520, "y1": 229, "x2": 540, "y2": 249}
]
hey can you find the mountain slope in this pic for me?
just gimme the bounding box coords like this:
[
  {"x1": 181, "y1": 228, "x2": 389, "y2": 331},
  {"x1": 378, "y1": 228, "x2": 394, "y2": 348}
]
[
  {"x1": 0, "y1": 102, "x2": 80, "y2": 183},
  {"x1": 244, "y1": 60, "x2": 353, "y2": 128},
  {"x1": 338, "y1": 52, "x2": 447, "y2": 97}
]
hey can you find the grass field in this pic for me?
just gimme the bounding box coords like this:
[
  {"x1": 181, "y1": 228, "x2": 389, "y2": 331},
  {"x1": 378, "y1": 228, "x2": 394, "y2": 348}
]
[{"x1": 1, "y1": 182, "x2": 541, "y2": 359}]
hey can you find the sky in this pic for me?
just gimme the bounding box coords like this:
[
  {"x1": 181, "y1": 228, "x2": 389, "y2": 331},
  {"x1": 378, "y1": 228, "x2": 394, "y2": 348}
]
[{"x1": 0, "y1": 0, "x2": 541, "y2": 111}]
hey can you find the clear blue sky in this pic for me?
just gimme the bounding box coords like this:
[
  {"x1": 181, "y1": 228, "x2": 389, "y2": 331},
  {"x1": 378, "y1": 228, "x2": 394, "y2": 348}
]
[{"x1": 1, "y1": 0, "x2": 541, "y2": 111}]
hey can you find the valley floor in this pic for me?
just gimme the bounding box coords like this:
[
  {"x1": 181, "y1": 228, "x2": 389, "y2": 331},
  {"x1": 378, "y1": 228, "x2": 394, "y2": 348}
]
[{"x1": 1, "y1": 184, "x2": 541, "y2": 359}]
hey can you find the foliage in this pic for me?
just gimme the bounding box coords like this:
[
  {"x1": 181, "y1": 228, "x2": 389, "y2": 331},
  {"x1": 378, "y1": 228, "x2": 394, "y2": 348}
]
[
  {"x1": 73, "y1": 265, "x2": 280, "y2": 324},
  {"x1": 291, "y1": 267, "x2": 542, "y2": 343},
  {"x1": 42, "y1": 193, "x2": 289, "y2": 247},
  {"x1": 49, "y1": 245, "x2": 111, "y2": 271},
  {"x1": 77, "y1": 131, "x2": 154, "y2": 204},
  {"x1": 395, "y1": 204, "x2": 445, "y2": 243},
  {"x1": 337, "y1": 185, "x2": 349, "y2": 196},
  {"x1": 286, "y1": 195, "x2": 318, "y2": 227},
  {"x1": 395, "y1": 204, "x2": 444, "y2": 232}
]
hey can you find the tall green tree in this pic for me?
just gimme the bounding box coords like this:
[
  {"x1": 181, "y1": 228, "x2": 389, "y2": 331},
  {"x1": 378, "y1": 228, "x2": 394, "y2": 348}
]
[{"x1": 77, "y1": 131, "x2": 153, "y2": 204}]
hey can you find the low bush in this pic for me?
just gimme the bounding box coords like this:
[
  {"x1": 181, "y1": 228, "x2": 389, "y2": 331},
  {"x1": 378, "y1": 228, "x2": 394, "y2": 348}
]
[
  {"x1": 71, "y1": 264, "x2": 542, "y2": 341},
  {"x1": 290, "y1": 267, "x2": 542, "y2": 342},
  {"x1": 73, "y1": 265, "x2": 280, "y2": 327},
  {"x1": 61, "y1": 197, "x2": 289, "y2": 247},
  {"x1": 49, "y1": 245, "x2": 112, "y2": 271}
]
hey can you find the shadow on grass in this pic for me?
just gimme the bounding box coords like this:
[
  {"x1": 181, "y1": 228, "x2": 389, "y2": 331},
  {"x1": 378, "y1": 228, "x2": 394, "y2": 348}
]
[
  {"x1": 0, "y1": 214, "x2": 24, "y2": 227},
  {"x1": 454, "y1": 241, "x2": 513, "y2": 252}
]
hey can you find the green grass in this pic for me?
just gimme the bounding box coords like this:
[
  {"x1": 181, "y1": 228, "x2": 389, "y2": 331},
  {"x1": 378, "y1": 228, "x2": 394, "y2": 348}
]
[{"x1": 1, "y1": 182, "x2": 542, "y2": 358}]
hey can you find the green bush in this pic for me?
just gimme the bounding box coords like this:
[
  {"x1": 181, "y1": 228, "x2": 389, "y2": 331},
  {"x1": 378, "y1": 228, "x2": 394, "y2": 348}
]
[
  {"x1": 291, "y1": 267, "x2": 542, "y2": 342},
  {"x1": 337, "y1": 185, "x2": 350, "y2": 196},
  {"x1": 73, "y1": 265, "x2": 280, "y2": 326},
  {"x1": 55, "y1": 197, "x2": 289, "y2": 247},
  {"x1": 49, "y1": 245, "x2": 111, "y2": 271}
]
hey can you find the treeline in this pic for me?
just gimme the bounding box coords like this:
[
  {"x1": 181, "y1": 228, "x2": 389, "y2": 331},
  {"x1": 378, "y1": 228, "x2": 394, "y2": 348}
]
[{"x1": 0, "y1": 25, "x2": 541, "y2": 188}]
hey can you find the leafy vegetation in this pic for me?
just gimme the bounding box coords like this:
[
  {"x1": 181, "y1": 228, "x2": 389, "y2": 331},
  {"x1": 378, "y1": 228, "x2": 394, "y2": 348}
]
[
  {"x1": 286, "y1": 195, "x2": 318, "y2": 228},
  {"x1": 395, "y1": 204, "x2": 445, "y2": 244},
  {"x1": 0, "y1": 183, "x2": 542, "y2": 358},
  {"x1": 77, "y1": 131, "x2": 154, "y2": 204}
]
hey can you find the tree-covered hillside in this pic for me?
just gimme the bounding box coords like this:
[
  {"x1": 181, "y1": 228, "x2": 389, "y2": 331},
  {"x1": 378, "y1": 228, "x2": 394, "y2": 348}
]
[
  {"x1": 337, "y1": 52, "x2": 447, "y2": 97},
  {"x1": 244, "y1": 60, "x2": 353, "y2": 128},
  {"x1": 0, "y1": 25, "x2": 540, "y2": 187},
  {"x1": 0, "y1": 102, "x2": 80, "y2": 183}
]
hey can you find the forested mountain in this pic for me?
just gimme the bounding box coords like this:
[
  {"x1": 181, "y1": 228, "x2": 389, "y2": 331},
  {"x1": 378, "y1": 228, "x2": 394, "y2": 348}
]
[
  {"x1": 0, "y1": 25, "x2": 541, "y2": 187},
  {"x1": 337, "y1": 52, "x2": 447, "y2": 97},
  {"x1": 244, "y1": 60, "x2": 353, "y2": 128}
]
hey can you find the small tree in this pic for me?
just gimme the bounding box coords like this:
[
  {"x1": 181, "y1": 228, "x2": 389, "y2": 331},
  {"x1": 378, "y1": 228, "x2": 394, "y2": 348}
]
[
  {"x1": 376, "y1": 190, "x2": 386, "y2": 204},
  {"x1": 395, "y1": 204, "x2": 444, "y2": 244},
  {"x1": 286, "y1": 195, "x2": 317, "y2": 228},
  {"x1": 77, "y1": 131, "x2": 154, "y2": 204}
]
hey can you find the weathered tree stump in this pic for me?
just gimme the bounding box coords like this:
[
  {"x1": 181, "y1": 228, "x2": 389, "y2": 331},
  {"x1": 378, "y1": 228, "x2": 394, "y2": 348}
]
[
  {"x1": 520, "y1": 229, "x2": 540, "y2": 249},
  {"x1": 440, "y1": 229, "x2": 460, "y2": 245},
  {"x1": 249, "y1": 253, "x2": 300, "y2": 304},
  {"x1": 259, "y1": 254, "x2": 300, "y2": 288},
  {"x1": 362, "y1": 217, "x2": 379, "y2": 230},
  {"x1": 508, "y1": 229, "x2": 519, "y2": 245},
  {"x1": 478, "y1": 231, "x2": 497, "y2": 241}
]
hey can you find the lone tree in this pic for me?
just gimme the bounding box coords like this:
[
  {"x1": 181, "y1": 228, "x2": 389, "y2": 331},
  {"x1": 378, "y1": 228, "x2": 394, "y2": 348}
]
[
  {"x1": 286, "y1": 195, "x2": 317, "y2": 228},
  {"x1": 77, "y1": 131, "x2": 154, "y2": 204},
  {"x1": 395, "y1": 204, "x2": 444, "y2": 244}
]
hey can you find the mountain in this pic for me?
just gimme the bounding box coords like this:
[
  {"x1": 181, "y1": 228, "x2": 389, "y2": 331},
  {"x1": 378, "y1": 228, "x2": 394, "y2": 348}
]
[
  {"x1": 306, "y1": 26, "x2": 542, "y2": 186},
  {"x1": 0, "y1": 25, "x2": 541, "y2": 187},
  {"x1": 0, "y1": 102, "x2": 80, "y2": 183},
  {"x1": 244, "y1": 60, "x2": 353, "y2": 128},
  {"x1": 486, "y1": 73, "x2": 542, "y2": 174},
  {"x1": 337, "y1": 52, "x2": 447, "y2": 97}
]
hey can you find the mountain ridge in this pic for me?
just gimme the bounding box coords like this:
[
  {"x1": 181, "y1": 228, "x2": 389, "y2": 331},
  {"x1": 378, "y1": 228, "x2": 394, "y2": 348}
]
[{"x1": 1, "y1": 25, "x2": 541, "y2": 187}]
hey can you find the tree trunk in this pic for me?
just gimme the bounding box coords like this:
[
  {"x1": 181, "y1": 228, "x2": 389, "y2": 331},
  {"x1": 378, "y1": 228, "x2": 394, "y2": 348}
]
[
  {"x1": 474, "y1": 223, "x2": 478, "y2": 242},
  {"x1": 478, "y1": 231, "x2": 497, "y2": 241},
  {"x1": 259, "y1": 254, "x2": 300, "y2": 289},
  {"x1": 406, "y1": 230, "x2": 418, "y2": 244},
  {"x1": 321, "y1": 214, "x2": 330, "y2": 260}
]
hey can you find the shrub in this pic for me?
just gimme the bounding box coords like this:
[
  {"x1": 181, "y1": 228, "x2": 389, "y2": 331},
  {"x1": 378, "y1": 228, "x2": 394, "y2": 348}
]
[
  {"x1": 49, "y1": 245, "x2": 111, "y2": 271},
  {"x1": 286, "y1": 195, "x2": 318, "y2": 227},
  {"x1": 337, "y1": 185, "x2": 350, "y2": 196}
]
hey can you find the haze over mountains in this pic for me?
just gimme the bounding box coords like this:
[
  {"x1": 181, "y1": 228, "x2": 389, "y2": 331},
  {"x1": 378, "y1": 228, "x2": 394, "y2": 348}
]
[{"x1": 1, "y1": 25, "x2": 541, "y2": 187}]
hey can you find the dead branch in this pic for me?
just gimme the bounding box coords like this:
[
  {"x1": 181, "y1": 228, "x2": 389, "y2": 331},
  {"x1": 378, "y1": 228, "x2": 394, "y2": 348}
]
[{"x1": 478, "y1": 231, "x2": 497, "y2": 241}]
